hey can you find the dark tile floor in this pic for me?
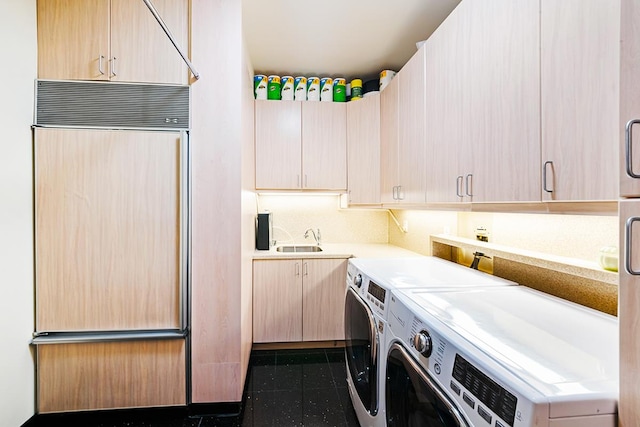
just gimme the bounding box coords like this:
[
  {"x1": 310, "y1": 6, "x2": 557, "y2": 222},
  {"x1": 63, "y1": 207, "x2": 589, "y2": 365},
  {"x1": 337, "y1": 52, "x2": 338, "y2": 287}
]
[{"x1": 26, "y1": 347, "x2": 360, "y2": 427}]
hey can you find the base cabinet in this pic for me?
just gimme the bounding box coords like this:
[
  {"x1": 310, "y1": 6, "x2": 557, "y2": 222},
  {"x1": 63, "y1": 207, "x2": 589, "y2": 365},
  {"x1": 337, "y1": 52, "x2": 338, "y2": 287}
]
[
  {"x1": 37, "y1": 340, "x2": 186, "y2": 413},
  {"x1": 253, "y1": 258, "x2": 347, "y2": 343}
]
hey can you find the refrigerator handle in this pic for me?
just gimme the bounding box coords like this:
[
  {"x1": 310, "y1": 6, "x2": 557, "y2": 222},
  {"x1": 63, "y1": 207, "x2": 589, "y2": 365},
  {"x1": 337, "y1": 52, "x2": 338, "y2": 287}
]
[
  {"x1": 625, "y1": 119, "x2": 640, "y2": 178},
  {"x1": 625, "y1": 216, "x2": 640, "y2": 275}
]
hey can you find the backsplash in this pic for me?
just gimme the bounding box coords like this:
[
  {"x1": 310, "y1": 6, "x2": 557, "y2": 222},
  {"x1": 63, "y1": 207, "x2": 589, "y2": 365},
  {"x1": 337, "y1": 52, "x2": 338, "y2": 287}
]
[
  {"x1": 256, "y1": 195, "x2": 619, "y2": 266},
  {"x1": 389, "y1": 210, "x2": 618, "y2": 264},
  {"x1": 256, "y1": 195, "x2": 388, "y2": 245}
]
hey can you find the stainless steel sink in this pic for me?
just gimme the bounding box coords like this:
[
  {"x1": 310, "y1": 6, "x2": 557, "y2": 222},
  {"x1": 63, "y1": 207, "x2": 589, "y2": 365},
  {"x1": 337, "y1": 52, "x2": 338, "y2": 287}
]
[{"x1": 276, "y1": 245, "x2": 323, "y2": 253}]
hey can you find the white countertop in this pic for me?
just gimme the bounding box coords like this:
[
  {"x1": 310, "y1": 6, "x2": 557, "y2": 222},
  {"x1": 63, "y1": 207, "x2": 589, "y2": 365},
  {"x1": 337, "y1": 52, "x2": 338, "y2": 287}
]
[{"x1": 253, "y1": 243, "x2": 423, "y2": 260}]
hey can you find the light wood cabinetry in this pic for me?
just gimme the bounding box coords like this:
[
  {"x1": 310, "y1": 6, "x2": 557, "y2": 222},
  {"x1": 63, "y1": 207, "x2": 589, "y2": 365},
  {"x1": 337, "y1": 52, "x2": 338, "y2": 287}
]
[
  {"x1": 37, "y1": 340, "x2": 186, "y2": 413},
  {"x1": 424, "y1": 5, "x2": 467, "y2": 203},
  {"x1": 380, "y1": 75, "x2": 400, "y2": 204},
  {"x1": 451, "y1": 0, "x2": 540, "y2": 203},
  {"x1": 397, "y1": 47, "x2": 427, "y2": 204},
  {"x1": 255, "y1": 101, "x2": 302, "y2": 189},
  {"x1": 37, "y1": 0, "x2": 188, "y2": 84},
  {"x1": 253, "y1": 258, "x2": 347, "y2": 343},
  {"x1": 347, "y1": 94, "x2": 381, "y2": 205},
  {"x1": 380, "y1": 48, "x2": 427, "y2": 205},
  {"x1": 255, "y1": 100, "x2": 347, "y2": 191},
  {"x1": 34, "y1": 128, "x2": 182, "y2": 332},
  {"x1": 541, "y1": 0, "x2": 619, "y2": 202},
  {"x1": 620, "y1": 0, "x2": 640, "y2": 424},
  {"x1": 621, "y1": 0, "x2": 640, "y2": 198},
  {"x1": 302, "y1": 102, "x2": 348, "y2": 190}
]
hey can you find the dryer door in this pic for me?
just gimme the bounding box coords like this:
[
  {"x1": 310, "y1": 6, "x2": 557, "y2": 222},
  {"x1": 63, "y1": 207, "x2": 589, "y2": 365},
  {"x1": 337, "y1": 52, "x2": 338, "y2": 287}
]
[
  {"x1": 344, "y1": 287, "x2": 378, "y2": 415},
  {"x1": 386, "y1": 343, "x2": 470, "y2": 427}
]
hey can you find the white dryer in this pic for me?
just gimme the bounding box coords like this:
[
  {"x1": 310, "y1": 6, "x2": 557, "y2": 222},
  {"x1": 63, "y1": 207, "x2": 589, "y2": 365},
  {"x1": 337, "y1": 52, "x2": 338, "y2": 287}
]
[
  {"x1": 344, "y1": 256, "x2": 517, "y2": 427},
  {"x1": 386, "y1": 286, "x2": 619, "y2": 427}
]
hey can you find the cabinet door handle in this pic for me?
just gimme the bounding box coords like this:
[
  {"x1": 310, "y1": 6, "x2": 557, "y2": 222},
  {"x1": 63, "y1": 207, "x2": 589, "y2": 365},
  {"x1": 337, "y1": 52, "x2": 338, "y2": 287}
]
[
  {"x1": 297, "y1": 174, "x2": 300, "y2": 188},
  {"x1": 626, "y1": 119, "x2": 640, "y2": 178},
  {"x1": 98, "y1": 55, "x2": 105, "y2": 75},
  {"x1": 295, "y1": 262, "x2": 300, "y2": 276},
  {"x1": 397, "y1": 185, "x2": 404, "y2": 200},
  {"x1": 392, "y1": 185, "x2": 397, "y2": 200},
  {"x1": 304, "y1": 174, "x2": 308, "y2": 188},
  {"x1": 465, "y1": 174, "x2": 473, "y2": 197},
  {"x1": 543, "y1": 161, "x2": 554, "y2": 193},
  {"x1": 110, "y1": 56, "x2": 117, "y2": 77},
  {"x1": 626, "y1": 217, "x2": 640, "y2": 275},
  {"x1": 303, "y1": 262, "x2": 308, "y2": 277},
  {"x1": 456, "y1": 175, "x2": 463, "y2": 198}
]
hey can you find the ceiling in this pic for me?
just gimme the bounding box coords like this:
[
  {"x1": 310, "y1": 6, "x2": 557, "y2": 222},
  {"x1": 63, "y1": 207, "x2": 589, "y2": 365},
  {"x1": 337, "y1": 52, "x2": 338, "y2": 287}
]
[{"x1": 242, "y1": 0, "x2": 462, "y2": 83}]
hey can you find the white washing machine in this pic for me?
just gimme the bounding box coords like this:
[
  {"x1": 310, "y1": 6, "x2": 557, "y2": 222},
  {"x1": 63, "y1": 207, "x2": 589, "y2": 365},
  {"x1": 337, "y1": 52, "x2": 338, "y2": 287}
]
[
  {"x1": 386, "y1": 286, "x2": 619, "y2": 427},
  {"x1": 344, "y1": 257, "x2": 517, "y2": 427}
]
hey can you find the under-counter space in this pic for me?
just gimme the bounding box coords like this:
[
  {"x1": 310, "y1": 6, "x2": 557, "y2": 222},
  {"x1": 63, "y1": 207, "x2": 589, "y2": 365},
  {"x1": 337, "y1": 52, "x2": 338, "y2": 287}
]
[
  {"x1": 431, "y1": 234, "x2": 618, "y2": 316},
  {"x1": 253, "y1": 243, "x2": 423, "y2": 260}
]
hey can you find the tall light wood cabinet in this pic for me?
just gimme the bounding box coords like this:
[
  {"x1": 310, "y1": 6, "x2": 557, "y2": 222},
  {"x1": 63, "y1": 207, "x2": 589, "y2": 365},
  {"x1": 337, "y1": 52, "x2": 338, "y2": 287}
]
[
  {"x1": 620, "y1": 0, "x2": 640, "y2": 424},
  {"x1": 541, "y1": 0, "x2": 619, "y2": 202},
  {"x1": 253, "y1": 258, "x2": 347, "y2": 343},
  {"x1": 255, "y1": 100, "x2": 347, "y2": 191},
  {"x1": 37, "y1": 0, "x2": 188, "y2": 84},
  {"x1": 347, "y1": 94, "x2": 381, "y2": 205}
]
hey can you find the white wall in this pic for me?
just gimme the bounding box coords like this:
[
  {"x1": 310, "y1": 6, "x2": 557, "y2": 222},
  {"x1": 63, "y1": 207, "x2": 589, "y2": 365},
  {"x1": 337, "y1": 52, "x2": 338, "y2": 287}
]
[{"x1": 0, "y1": 0, "x2": 37, "y2": 425}]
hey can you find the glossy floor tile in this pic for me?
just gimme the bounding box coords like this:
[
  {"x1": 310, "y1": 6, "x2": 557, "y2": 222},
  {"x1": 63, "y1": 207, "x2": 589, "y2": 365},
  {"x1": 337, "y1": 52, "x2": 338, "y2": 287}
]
[{"x1": 26, "y1": 347, "x2": 359, "y2": 427}]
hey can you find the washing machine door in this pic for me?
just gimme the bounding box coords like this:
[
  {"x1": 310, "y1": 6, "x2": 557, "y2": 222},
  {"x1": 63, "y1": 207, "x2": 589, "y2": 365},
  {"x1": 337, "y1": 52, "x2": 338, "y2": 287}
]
[
  {"x1": 386, "y1": 343, "x2": 470, "y2": 427},
  {"x1": 344, "y1": 287, "x2": 379, "y2": 415}
]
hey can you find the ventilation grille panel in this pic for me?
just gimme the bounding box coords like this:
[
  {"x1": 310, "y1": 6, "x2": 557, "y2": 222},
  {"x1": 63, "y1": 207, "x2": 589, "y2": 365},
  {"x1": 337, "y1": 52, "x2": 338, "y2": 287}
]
[{"x1": 35, "y1": 80, "x2": 190, "y2": 130}]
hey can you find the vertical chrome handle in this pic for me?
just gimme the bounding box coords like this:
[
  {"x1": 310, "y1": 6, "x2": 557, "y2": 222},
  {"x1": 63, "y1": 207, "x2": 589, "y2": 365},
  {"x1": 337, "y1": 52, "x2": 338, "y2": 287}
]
[
  {"x1": 465, "y1": 174, "x2": 473, "y2": 197},
  {"x1": 626, "y1": 217, "x2": 640, "y2": 275},
  {"x1": 397, "y1": 185, "x2": 404, "y2": 200},
  {"x1": 392, "y1": 185, "x2": 398, "y2": 200},
  {"x1": 303, "y1": 262, "x2": 308, "y2": 277},
  {"x1": 297, "y1": 174, "x2": 300, "y2": 188},
  {"x1": 295, "y1": 262, "x2": 300, "y2": 276},
  {"x1": 304, "y1": 174, "x2": 308, "y2": 188},
  {"x1": 98, "y1": 55, "x2": 105, "y2": 75},
  {"x1": 110, "y1": 56, "x2": 117, "y2": 77},
  {"x1": 626, "y1": 119, "x2": 640, "y2": 178},
  {"x1": 543, "y1": 161, "x2": 554, "y2": 193},
  {"x1": 456, "y1": 175, "x2": 463, "y2": 198}
]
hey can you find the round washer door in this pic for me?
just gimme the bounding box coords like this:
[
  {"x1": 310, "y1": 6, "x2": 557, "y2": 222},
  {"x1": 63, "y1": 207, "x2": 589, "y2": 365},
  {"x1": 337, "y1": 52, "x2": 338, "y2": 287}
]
[
  {"x1": 386, "y1": 343, "x2": 470, "y2": 427},
  {"x1": 344, "y1": 287, "x2": 378, "y2": 415}
]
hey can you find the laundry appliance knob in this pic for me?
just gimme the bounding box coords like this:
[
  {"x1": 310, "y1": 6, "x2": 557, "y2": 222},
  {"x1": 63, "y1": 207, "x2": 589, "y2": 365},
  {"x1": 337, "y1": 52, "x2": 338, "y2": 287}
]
[
  {"x1": 413, "y1": 330, "x2": 433, "y2": 357},
  {"x1": 354, "y1": 274, "x2": 363, "y2": 288}
]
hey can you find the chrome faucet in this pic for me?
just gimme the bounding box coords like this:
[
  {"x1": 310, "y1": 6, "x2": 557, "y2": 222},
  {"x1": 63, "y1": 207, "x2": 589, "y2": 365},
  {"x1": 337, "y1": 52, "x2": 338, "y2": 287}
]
[
  {"x1": 470, "y1": 251, "x2": 490, "y2": 270},
  {"x1": 304, "y1": 228, "x2": 321, "y2": 245}
]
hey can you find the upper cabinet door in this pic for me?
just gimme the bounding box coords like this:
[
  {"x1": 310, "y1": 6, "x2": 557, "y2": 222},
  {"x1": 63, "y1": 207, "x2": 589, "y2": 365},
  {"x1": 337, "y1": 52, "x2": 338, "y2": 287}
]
[
  {"x1": 542, "y1": 0, "x2": 620, "y2": 201},
  {"x1": 398, "y1": 47, "x2": 427, "y2": 204},
  {"x1": 255, "y1": 101, "x2": 302, "y2": 190},
  {"x1": 424, "y1": 5, "x2": 467, "y2": 203},
  {"x1": 463, "y1": 0, "x2": 541, "y2": 203},
  {"x1": 111, "y1": 0, "x2": 188, "y2": 84},
  {"x1": 302, "y1": 102, "x2": 347, "y2": 190},
  {"x1": 37, "y1": 0, "x2": 189, "y2": 84},
  {"x1": 37, "y1": 0, "x2": 110, "y2": 81},
  {"x1": 347, "y1": 94, "x2": 381, "y2": 204},
  {"x1": 621, "y1": 0, "x2": 640, "y2": 197},
  {"x1": 380, "y1": 75, "x2": 400, "y2": 204}
]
